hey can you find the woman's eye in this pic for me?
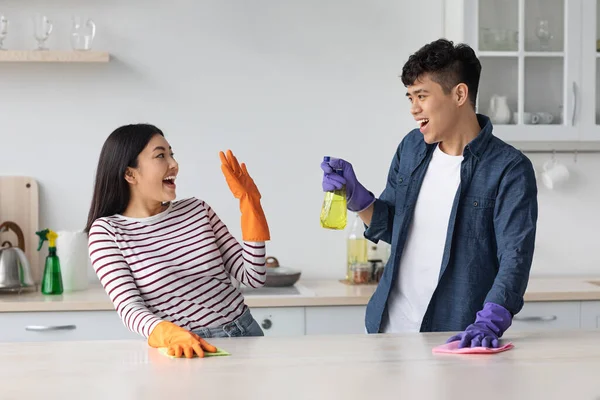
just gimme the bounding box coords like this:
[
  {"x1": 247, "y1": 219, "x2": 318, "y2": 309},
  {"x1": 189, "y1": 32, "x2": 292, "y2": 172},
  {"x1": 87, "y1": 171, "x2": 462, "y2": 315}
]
[{"x1": 157, "y1": 154, "x2": 164, "y2": 158}]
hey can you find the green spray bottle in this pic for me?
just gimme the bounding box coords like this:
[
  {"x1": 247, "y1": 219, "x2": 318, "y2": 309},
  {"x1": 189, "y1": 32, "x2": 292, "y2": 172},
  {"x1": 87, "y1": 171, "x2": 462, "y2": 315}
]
[{"x1": 36, "y1": 229, "x2": 64, "y2": 295}]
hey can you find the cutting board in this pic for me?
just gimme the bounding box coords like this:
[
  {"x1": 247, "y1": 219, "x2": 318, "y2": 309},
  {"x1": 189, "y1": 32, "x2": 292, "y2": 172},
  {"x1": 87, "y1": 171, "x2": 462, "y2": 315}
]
[{"x1": 0, "y1": 176, "x2": 41, "y2": 284}]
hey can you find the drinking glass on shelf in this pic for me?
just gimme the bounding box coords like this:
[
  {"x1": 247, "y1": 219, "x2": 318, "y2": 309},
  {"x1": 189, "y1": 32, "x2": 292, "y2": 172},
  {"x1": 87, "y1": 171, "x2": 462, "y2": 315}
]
[
  {"x1": 535, "y1": 19, "x2": 553, "y2": 51},
  {"x1": 33, "y1": 14, "x2": 53, "y2": 50},
  {"x1": 0, "y1": 15, "x2": 8, "y2": 50},
  {"x1": 70, "y1": 16, "x2": 96, "y2": 51}
]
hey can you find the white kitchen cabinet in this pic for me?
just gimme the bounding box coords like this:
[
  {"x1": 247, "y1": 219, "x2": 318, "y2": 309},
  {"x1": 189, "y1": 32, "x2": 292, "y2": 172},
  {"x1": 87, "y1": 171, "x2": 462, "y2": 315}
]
[
  {"x1": 444, "y1": 0, "x2": 600, "y2": 144},
  {"x1": 248, "y1": 307, "x2": 305, "y2": 337},
  {"x1": 0, "y1": 311, "x2": 141, "y2": 342},
  {"x1": 580, "y1": 1, "x2": 600, "y2": 141},
  {"x1": 305, "y1": 306, "x2": 367, "y2": 335},
  {"x1": 511, "y1": 301, "x2": 581, "y2": 331},
  {"x1": 580, "y1": 301, "x2": 600, "y2": 329},
  {"x1": 0, "y1": 301, "x2": 594, "y2": 343}
]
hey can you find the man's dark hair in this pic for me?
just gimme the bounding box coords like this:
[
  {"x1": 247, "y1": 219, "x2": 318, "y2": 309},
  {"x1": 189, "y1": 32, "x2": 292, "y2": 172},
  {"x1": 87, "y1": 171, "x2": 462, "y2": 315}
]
[{"x1": 401, "y1": 38, "x2": 482, "y2": 108}]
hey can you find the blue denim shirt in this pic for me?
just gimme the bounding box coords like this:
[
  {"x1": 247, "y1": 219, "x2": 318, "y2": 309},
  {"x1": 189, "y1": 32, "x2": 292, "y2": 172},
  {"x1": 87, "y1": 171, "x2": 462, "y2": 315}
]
[{"x1": 364, "y1": 114, "x2": 538, "y2": 333}]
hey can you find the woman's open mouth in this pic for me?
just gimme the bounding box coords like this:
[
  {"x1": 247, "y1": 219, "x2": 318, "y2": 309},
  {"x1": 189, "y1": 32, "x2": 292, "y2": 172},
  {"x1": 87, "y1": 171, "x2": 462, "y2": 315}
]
[{"x1": 163, "y1": 176, "x2": 176, "y2": 189}]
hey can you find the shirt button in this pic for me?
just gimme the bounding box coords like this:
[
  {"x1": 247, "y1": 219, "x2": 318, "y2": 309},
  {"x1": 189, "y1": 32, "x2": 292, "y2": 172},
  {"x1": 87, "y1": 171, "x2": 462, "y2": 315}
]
[
  {"x1": 473, "y1": 201, "x2": 478, "y2": 207},
  {"x1": 399, "y1": 177, "x2": 404, "y2": 183}
]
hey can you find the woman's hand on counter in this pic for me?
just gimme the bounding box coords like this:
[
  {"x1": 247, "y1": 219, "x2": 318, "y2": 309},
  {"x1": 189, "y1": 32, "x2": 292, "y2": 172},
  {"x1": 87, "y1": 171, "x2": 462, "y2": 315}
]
[{"x1": 148, "y1": 321, "x2": 217, "y2": 358}]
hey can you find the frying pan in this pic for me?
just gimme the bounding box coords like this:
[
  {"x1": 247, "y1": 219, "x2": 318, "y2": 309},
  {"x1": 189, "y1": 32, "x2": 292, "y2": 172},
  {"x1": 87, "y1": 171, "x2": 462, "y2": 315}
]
[{"x1": 264, "y1": 256, "x2": 301, "y2": 287}]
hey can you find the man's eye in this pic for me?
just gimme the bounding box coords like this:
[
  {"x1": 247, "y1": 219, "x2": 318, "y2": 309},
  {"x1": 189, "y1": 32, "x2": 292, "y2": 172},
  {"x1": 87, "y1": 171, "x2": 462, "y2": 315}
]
[
  {"x1": 157, "y1": 154, "x2": 164, "y2": 158},
  {"x1": 418, "y1": 95, "x2": 425, "y2": 100}
]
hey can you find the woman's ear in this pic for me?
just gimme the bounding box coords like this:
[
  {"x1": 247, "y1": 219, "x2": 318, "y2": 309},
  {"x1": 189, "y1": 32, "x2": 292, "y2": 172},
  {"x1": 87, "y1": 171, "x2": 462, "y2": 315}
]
[{"x1": 124, "y1": 167, "x2": 136, "y2": 185}]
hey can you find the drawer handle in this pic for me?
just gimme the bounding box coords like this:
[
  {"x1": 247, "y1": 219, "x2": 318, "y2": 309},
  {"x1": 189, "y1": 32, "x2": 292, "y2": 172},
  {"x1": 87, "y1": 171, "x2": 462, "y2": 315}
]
[
  {"x1": 261, "y1": 318, "x2": 272, "y2": 330},
  {"x1": 25, "y1": 325, "x2": 77, "y2": 332},
  {"x1": 513, "y1": 316, "x2": 557, "y2": 322}
]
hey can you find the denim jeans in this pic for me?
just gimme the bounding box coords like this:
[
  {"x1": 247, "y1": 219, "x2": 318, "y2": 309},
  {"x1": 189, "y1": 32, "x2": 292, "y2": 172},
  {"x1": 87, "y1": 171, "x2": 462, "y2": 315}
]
[{"x1": 192, "y1": 308, "x2": 264, "y2": 338}]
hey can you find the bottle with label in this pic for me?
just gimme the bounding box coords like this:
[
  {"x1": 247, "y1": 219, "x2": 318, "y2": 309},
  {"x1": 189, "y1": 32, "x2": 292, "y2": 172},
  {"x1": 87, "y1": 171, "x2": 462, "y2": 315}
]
[
  {"x1": 347, "y1": 213, "x2": 368, "y2": 283},
  {"x1": 320, "y1": 156, "x2": 347, "y2": 230}
]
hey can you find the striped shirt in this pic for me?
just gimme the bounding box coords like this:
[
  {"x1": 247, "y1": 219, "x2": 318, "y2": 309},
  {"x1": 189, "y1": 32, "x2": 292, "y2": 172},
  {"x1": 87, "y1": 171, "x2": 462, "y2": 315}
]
[{"x1": 87, "y1": 197, "x2": 266, "y2": 338}]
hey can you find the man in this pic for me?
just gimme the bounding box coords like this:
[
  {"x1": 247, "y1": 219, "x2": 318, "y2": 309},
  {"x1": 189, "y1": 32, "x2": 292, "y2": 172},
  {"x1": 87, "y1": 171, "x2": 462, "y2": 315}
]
[{"x1": 321, "y1": 38, "x2": 538, "y2": 348}]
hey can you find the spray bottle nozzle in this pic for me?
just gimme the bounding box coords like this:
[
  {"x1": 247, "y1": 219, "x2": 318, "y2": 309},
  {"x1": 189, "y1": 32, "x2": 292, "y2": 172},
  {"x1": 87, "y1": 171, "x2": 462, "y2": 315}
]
[{"x1": 36, "y1": 229, "x2": 58, "y2": 250}]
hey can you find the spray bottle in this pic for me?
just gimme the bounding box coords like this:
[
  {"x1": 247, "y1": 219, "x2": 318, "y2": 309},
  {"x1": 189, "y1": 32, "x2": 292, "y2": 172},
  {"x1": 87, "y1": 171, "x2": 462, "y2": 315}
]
[
  {"x1": 36, "y1": 229, "x2": 64, "y2": 295},
  {"x1": 320, "y1": 156, "x2": 348, "y2": 230}
]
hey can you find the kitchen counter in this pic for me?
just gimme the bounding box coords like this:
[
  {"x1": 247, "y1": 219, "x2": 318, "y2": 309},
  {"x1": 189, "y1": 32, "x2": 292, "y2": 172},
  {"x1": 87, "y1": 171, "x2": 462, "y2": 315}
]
[
  {"x1": 1, "y1": 276, "x2": 600, "y2": 312},
  {"x1": 2, "y1": 330, "x2": 600, "y2": 399}
]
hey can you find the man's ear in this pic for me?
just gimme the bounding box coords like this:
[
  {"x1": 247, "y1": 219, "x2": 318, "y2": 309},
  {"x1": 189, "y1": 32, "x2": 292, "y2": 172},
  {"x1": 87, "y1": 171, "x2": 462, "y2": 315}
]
[
  {"x1": 124, "y1": 167, "x2": 136, "y2": 185},
  {"x1": 454, "y1": 83, "x2": 469, "y2": 107}
]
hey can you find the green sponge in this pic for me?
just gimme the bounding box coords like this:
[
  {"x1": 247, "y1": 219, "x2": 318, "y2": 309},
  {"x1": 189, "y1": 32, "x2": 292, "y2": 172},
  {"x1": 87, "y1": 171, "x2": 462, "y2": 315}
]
[{"x1": 158, "y1": 347, "x2": 230, "y2": 358}]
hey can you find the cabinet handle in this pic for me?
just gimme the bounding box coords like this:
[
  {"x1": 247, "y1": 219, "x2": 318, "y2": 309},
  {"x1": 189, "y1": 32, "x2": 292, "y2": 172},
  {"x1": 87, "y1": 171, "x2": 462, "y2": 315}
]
[
  {"x1": 261, "y1": 318, "x2": 272, "y2": 330},
  {"x1": 513, "y1": 316, "x2": 557, "y2": 322},
  {"x1": 25, "y1": 325, "x2": 77, "y2": 332},
  {"x1": 571, "y1": 81, "x2": 578, "y2": 126}
]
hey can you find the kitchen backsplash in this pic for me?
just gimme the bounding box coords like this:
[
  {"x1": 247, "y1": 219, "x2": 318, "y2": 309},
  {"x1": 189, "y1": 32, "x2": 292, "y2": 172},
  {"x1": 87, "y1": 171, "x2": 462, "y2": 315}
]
[{"x1": 525, "y1": 152, "x2": 600, "y2": 276}]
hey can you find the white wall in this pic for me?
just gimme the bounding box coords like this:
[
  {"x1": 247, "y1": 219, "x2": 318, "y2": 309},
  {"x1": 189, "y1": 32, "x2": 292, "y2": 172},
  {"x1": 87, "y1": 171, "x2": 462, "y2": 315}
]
[
  {"x1": 1, "y1": 0, "x2": 443, "y2": 280},
  {"x1": 526, "y1": 153, "x2": 600, "y2": 277},
  {"x1": 1, "y1": 0, "x2": 597, "y2": 282}
]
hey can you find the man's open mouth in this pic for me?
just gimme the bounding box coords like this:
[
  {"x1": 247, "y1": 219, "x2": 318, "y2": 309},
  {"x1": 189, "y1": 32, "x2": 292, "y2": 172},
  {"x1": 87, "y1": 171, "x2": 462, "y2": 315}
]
[{"x1": 418, "y1": 118, "x2": 429, "y2": 128}]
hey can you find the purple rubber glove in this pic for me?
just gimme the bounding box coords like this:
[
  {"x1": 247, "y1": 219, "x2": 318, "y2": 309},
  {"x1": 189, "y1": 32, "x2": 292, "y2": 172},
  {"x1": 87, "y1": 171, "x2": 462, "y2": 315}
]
[
  {"x1": 446, "y1": 302, "x2": 512, "y2": 348},
  {"x1": 321, "y1": 157, "x2": 375, "y2": 212}
]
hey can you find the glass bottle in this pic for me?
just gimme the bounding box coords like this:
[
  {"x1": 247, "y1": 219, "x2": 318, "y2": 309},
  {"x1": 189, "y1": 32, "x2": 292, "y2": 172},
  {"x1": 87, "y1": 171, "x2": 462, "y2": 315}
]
[{"x1": 347, "y1": 213, "x2": 368, "y2": 283}]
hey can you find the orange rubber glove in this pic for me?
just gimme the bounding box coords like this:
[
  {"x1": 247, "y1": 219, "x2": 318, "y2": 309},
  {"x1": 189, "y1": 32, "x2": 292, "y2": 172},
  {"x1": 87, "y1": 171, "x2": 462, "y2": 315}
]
[
  {"x1": 219, "y1": 149, "x2": 271, "y2": 241},
  {"x1": 148, "y1": 321, "x2": 217, "y2": 358}
]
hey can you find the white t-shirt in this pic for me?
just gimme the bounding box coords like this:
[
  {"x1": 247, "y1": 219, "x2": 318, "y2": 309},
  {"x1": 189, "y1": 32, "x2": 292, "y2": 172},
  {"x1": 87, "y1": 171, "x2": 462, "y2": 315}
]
[{"x1": 381, "y1": 144, "x2": 463, "y2": 333}]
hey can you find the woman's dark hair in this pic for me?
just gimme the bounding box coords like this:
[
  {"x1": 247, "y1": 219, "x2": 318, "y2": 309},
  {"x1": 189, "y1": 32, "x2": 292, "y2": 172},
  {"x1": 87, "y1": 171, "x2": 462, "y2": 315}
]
[
  {"x1": 401, "y1": 38, "x2": 482, "y2": 108},
  {"x1": 84, "y1": 123, "x2": 164, "y2": 233}
]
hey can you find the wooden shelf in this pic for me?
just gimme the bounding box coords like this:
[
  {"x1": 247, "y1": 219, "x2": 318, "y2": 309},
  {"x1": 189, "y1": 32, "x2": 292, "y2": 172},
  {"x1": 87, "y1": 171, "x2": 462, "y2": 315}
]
[{"x1": 0, "y1": 50, "x2": 110, "y2": 63}]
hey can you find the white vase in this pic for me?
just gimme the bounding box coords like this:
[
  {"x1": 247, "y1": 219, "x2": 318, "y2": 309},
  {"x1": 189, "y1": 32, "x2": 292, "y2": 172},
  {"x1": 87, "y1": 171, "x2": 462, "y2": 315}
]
[{"x1": 488, "y1": 95, "x2": 511, "y2": 124}]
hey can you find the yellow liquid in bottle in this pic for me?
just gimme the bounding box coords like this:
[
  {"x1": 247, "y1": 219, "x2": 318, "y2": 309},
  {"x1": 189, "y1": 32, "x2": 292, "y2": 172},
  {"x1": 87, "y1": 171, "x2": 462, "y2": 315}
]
[
  {"x1": 320, "y1": 188, "x2": 347, "y2": 230},
  {"x1": 347, "y1": 237, "x2": 368, "y2": 282}
]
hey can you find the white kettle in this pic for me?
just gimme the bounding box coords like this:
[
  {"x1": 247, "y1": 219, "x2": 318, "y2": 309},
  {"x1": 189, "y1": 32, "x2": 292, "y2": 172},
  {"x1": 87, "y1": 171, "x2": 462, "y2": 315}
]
[
  {"x1": 0, "y1": 221, "x2": 34, "y2": 291},
  {"x1": 488, "y1": 95, "x2": 511, "y2": 124}
]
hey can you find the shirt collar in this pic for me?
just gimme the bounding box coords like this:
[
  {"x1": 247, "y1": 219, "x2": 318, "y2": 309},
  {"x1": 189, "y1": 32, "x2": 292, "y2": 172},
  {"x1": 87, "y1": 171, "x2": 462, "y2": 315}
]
[{"x1": 463, "y1": 114, "x2": 494, "y2": 160}]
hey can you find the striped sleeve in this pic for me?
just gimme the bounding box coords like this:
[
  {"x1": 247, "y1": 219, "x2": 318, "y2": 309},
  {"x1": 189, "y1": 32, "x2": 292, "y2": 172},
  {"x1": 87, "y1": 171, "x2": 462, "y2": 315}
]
[
  {"x1": 203, "y1": 202, "x2": 267, "y2": 288},
  {"x1": 88, "y1": 219, "x2": 162, "y2": 338}
]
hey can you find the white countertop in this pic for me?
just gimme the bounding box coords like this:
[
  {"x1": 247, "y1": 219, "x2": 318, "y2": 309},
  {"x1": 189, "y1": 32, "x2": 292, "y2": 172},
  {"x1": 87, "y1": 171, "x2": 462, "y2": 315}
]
[
  {"x1": 1, "y1": 276, "x2": 600, "y2": 312},
  {"x1": 2, "y1": 330, "x2": 600, "y2": 399}
]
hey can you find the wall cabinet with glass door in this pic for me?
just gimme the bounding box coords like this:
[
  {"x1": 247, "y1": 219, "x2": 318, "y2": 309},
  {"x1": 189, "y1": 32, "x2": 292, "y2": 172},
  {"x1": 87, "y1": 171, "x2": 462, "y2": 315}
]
[
  {"x1": 581, "y1": 1, "x2": 600, "y2": 141},
  {"x1": 444, "y1": 0, "x2": 598, "y2": 144}
]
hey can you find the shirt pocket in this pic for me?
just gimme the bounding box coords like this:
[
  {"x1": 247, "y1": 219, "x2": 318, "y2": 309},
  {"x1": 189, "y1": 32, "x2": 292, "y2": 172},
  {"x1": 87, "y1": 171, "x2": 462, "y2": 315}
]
[
  {"x1": 394, "y1": 172, "x2": 410, "y2": 215},
  {"x1": 455, "y1": 195, "x2": 496, "y2": 240}
]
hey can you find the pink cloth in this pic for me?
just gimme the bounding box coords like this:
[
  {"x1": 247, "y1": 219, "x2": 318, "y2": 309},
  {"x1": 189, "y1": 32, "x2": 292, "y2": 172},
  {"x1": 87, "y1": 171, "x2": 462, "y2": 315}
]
[{"x1": 432, "y1": 341, "x2": 514, "y2": 355}]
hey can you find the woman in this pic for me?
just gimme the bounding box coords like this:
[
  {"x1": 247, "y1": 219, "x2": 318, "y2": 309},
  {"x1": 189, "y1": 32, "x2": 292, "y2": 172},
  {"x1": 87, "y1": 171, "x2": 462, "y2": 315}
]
[{"x1": 85, "y1": 123, "x2": 270, "y2": 358}]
